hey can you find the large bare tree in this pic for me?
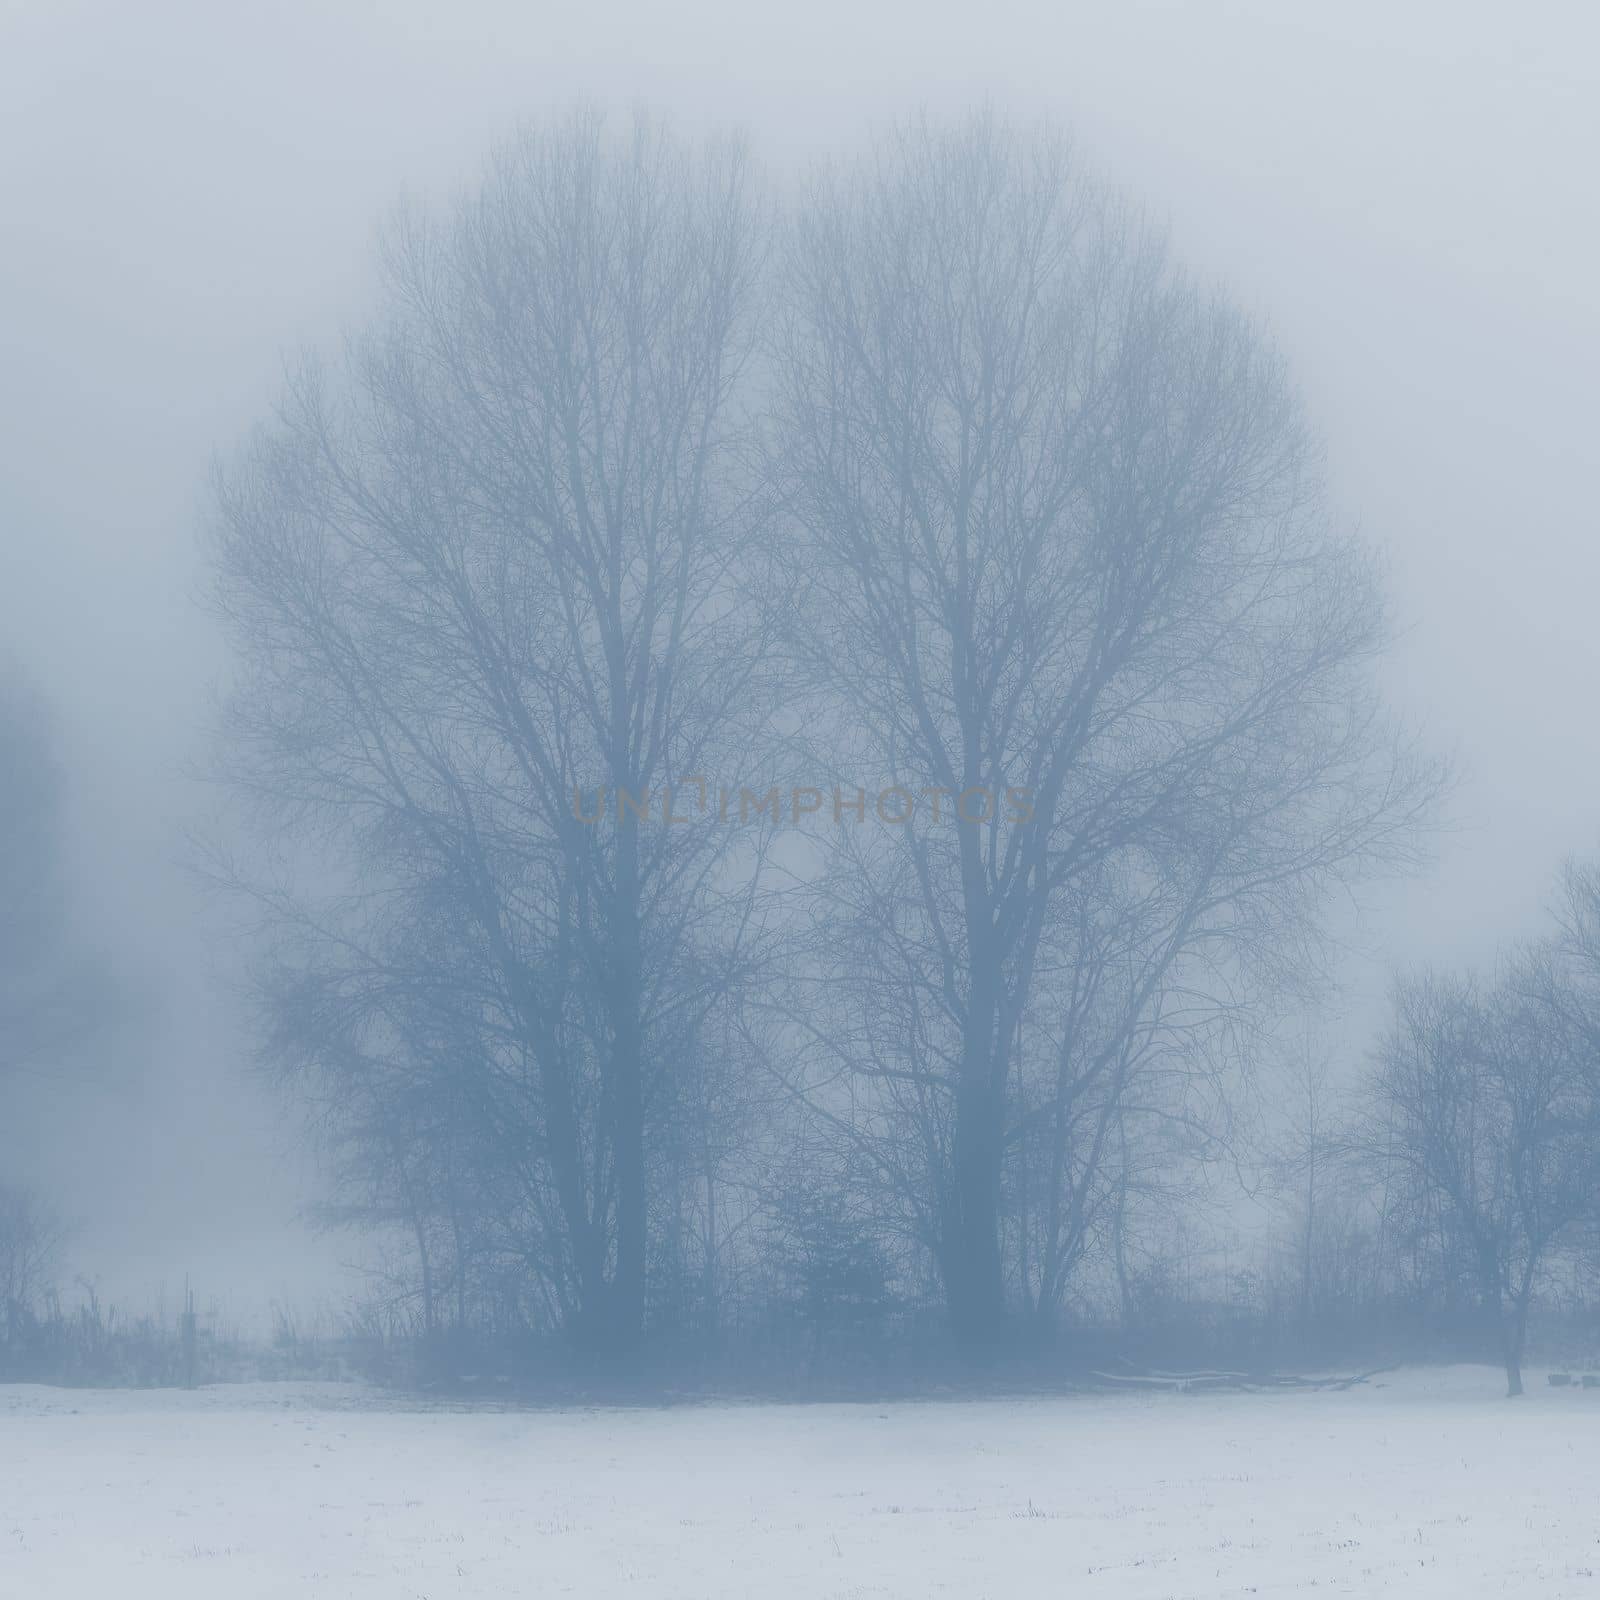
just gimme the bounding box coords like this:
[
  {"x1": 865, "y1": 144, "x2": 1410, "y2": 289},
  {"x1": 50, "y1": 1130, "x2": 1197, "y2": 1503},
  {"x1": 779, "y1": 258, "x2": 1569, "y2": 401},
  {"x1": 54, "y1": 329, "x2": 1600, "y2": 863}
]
[
  {"x1": 767, "y1": 115, "x2": 1439, "y2": 1351},
  {"x1": 212, "y1": 112, "x2": 768, "y2": 1355}
]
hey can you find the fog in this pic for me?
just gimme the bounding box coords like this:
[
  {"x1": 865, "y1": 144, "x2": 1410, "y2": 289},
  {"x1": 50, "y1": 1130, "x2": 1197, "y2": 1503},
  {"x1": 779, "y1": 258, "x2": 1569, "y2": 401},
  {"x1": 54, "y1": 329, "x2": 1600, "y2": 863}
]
[{"x1": 2, "y1": 0, "x2": 1597, "y2": 1328}]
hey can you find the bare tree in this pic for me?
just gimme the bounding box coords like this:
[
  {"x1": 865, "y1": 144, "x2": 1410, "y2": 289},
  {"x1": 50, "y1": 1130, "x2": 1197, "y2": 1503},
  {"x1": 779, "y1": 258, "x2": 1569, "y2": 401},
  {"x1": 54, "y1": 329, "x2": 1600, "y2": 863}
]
[
  {"x1": 0, "y1": 1184, "x2": 65, "y2": 1360},
  {"x1": 211, "y1": 112, "x2": 769, "y2": 1357},
  {"x1": 767, "y1": 114, "x2": 1440, "y2": 1352},
  {"x1": 1368, "y1": 963, "x2": 1600, "y2": 1395}
]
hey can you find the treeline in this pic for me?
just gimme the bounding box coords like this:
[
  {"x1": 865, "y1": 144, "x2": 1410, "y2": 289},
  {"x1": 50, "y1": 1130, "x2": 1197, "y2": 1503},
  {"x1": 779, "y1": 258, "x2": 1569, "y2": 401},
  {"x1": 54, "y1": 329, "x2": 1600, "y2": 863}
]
[{"x1": 203, "y1": 108, "x2": 1597, "y2": 1393}]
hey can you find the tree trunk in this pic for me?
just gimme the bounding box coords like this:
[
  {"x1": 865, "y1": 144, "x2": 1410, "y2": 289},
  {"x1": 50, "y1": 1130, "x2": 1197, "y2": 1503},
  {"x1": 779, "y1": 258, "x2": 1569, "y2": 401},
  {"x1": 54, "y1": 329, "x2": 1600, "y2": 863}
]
[
  {"x1": 948, "y1": 1003, "x2": 1005, "y2": 1354},
  {"x1": 1479, "y1": 1271, "x2": 1524, "y2": 1398},
  {"x1": 1502, "y1": 1322, "x2": 1524, "y2": 1398},
  {"x1": 703, "y1": 1169, "x2": 719, "y2": 1340},
  {"x1": 609, "y1": 799, "x2": 647, "y2": 1356},
  {"x1": 1301, "y1": 1151, "x2": 1316, "y2": 1328},
  {"x1": 1502, "y1": 1291, "x2": 1531, "y2": 1398},
  {"x1": 1113, "y1": 1116, "x2": 1133, "y2": 1328}
]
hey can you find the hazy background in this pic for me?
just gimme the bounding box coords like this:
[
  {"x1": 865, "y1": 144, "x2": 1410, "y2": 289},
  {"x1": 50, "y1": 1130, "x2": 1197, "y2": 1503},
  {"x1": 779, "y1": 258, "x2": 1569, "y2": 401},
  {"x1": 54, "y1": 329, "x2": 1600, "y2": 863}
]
[{"x1": 2, "y1": 0, "x2": 1596, "y2": 1315}]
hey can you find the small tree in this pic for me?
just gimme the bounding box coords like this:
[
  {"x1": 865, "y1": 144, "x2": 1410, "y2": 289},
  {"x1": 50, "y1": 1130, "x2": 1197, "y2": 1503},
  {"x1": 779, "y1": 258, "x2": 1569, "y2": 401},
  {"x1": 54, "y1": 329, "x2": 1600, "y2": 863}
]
[
  {"x1": 1368, "y1": 963, "x2": 1600, "y2": 1395},
  {"x1": 771, "y1": 1178, "x2": 895, "y2": 1369}
]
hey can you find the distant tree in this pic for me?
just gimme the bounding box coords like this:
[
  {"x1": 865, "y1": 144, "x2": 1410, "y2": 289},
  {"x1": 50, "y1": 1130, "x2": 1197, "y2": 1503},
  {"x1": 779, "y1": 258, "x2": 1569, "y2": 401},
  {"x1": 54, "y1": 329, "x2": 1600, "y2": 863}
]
[{"x1": 1368, "y1": 963, "x2": 1600, "y2": 1395}]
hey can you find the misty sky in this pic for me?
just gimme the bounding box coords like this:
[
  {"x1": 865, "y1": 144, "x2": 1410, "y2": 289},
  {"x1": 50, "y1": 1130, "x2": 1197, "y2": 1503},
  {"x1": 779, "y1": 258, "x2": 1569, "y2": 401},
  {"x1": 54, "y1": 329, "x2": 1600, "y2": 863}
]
[{"x1": 2, "y1": 0, "x2": 1596, "y2": 1314}]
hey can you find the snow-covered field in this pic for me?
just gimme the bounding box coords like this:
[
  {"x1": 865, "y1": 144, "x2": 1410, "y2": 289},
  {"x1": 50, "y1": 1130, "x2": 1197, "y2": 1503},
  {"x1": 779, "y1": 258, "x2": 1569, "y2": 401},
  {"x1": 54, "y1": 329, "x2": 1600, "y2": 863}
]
[{"x1": 3, "y1": 1366, "x2": 1595, "y2": 1597}]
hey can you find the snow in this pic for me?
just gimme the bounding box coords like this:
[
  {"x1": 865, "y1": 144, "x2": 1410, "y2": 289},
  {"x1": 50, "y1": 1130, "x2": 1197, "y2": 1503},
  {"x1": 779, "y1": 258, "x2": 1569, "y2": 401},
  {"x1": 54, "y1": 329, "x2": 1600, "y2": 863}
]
[{"x1": 2, "y1": 1366, "x2": 1595, "y2": 1597}]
